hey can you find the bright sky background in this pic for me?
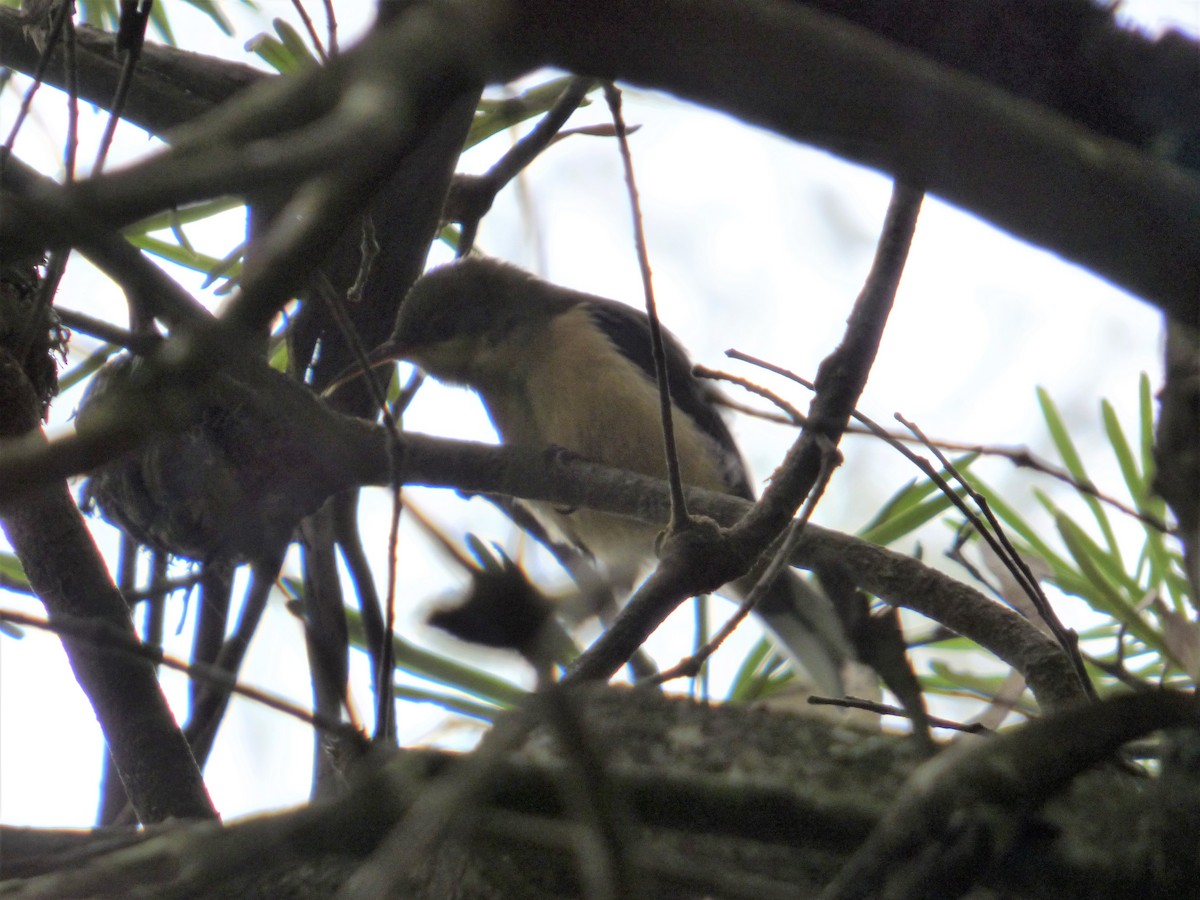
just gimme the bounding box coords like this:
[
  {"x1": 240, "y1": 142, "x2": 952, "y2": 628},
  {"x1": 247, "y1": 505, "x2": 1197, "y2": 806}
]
[{"x1": 1, "y1": 0, "x2": 1197, "y2": 826}]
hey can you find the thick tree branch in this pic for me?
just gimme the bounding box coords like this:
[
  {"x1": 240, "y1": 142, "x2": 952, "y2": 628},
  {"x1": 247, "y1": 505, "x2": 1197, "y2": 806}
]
[
  {"x1": 0, "y1": 12, "x2": 263, "y2": 134},
  {"x1": 803, "y1": 0, "x2": 1200, "y2": 168},
  {"x1": 397, "y1": 441, "x2": 1087, "y2": 710},
  {"x1": 0, "y1": 687, "x2": 1192, "y2": 898},
  {"x1": 511, "y1": 0, "x2": 1199, "y2": 323},
  {"x1": 0, "y1": 688, "x2": 891, "y2": 896},
  {"x1": 0, "y1": 355, "x2": 214, "y2": 824},
  {"x1": 6, "y1": 1, "x2": 1196, "y2": 169},
  {"x1": 826, "y1": 690, "x2": 1200, "y2": 898}
]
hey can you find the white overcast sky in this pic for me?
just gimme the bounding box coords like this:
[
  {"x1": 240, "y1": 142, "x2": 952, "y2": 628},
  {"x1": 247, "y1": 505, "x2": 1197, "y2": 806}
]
[{"x1": 1, "y1": 1, "x2": 1197, "y2": 826}]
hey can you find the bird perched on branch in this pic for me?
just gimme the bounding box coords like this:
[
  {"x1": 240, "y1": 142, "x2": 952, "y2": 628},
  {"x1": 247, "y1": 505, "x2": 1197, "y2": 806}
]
[{"x1": 375, "y1": 256, "x2": 851, "y2": 694}]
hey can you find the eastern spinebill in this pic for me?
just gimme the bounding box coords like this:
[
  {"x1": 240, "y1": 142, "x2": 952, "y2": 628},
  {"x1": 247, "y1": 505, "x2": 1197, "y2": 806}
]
[{"x1": 373, "y1": 257, "x2": 851, "y2": 694}]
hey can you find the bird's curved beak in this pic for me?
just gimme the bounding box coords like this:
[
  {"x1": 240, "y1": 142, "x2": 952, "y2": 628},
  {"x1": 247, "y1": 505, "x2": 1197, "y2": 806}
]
[{"x1": 320, "y1": 339, "x2": 410, "y2": 399}]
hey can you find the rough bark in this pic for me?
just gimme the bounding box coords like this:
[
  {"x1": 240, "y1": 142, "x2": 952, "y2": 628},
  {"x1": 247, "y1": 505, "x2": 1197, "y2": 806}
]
[{"x1": 0, "y1": 687, "x2": 1194, "y2": 899}]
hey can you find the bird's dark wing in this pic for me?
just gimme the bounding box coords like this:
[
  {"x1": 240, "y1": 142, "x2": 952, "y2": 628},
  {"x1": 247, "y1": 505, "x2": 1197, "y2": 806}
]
[{"x1": 583, "y1": 297, "x2": 756, "y2": 500}]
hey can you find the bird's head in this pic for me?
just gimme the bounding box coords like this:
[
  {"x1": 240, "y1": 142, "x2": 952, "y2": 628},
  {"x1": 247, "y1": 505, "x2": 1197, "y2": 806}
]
[{"x1": 378, "y1": 257, "x2": 575, "y2": 386}]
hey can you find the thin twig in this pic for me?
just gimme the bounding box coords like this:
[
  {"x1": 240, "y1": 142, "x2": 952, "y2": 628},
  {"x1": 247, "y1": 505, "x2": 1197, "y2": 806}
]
[
  {"x1": 291, "y1": 0, "x2": 328, "y2": 62},
  {"x1": 0, "y1": 606, "x2": 353, "y2": 739},
  {"x1": 186, "y1": 559, "x2": 283, "y2": 770},
  {"x1": 733, "y1": 352, "x2": 1044, "y2": 602},
  {"x1": 332, "y1": 491, "x2": 393, "y2": 741},
  {"x1": 453, "y1": 77, "x2": 593, "y2": 256},
  {"x1": 1081, "y1": 650, "x2": 1157, "y2": 692},
  {"x1": 62, "y1": 12, "x2": 78, "y2": 181},
  {"x1": 714, "y1": 354, "x2": 1171, "y2": 534},
  {"x1": 94, "y1": 0, "x2": 152, "y2": 173},
  {"x1": 721, "y1": 343, "x2": 1093, "y2": 700},
  {"x1": 564, "y1": 183, "x2": 923, "y2": 685},
  {"x1": 313, "y1": 273, "x2": 397, "y2": 431},
  {"x1": 899, "y1": 414, "x2": 1096, "y2": 700},
  {"x1": 12, "y1": 3, "x2": 77, "y2": 367},
  {"x1": 120, "y1": 561, "x2": 199, "y2": 602},
  {"x1": 724, "y1": 183, "x2": 923, "y2": 559},
  {"x1": 807, "y1": 695, "x2": 988, "y2": 734},
  {"x1": 314, "y1": 261, "x2": 407, "y2": 734},
  {"x1": 55, "y1": 307, "x2": 158, "y2": 353},
  {"x1": 379, "y1": 483, "x2": 402, "y2": 741},
  {"x1": 1, "y1": 0, "x2": 70, "y2": 154},
  {"x1": 603, "y1": 82, "x2": 688, "y2": 531},
  {"x1": 650, "y1": 438, "x2": 841, "y2": 685},
  {"x1": 96, "y1": 532, "x2": 144, "y2": 825},
  {"x1": 21, "y1": 8, "x2": 83, "y2": 369},
  {"x1": 694, "y1": 364, "x2": 807, "y2": 424},
  {"x1": 322, "y1": 0, "x2": 338, "y2": 56}
]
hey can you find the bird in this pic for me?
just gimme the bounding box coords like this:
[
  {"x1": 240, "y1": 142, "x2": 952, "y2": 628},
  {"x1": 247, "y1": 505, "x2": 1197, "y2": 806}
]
[{"x1": 373, "y1": 256, "x2": 851, "y2": 694}]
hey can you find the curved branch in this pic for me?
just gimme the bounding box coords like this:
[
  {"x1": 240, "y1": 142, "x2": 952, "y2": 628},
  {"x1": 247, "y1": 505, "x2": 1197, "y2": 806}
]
[
  {"x1": 0, "y1": 11, "x2": 263, "y2": 134},
  {"x1": 409, "y1": 439, "x2": 1089, "y2": 710},
  {"x1": 511, "y1": 0, "x2": 1200, "y2": 323},
  {"x1": 826, "y1": 690, "x2": 1200, "y2": 897},
  {"x1": 0, "y1": 344, "x2": 1085, "y2": 710}
]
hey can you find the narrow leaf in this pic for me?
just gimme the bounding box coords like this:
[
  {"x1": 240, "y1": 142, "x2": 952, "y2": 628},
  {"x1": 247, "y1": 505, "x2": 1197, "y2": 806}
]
[{"x1": 1038, "y1": 387, "x2": 1120, "y2": 563}]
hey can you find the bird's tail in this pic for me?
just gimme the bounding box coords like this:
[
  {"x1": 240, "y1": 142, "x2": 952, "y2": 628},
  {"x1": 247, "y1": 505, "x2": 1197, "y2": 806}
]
[{"x1": 750, "y1": 569, "x2": 852, "y2": 697}]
